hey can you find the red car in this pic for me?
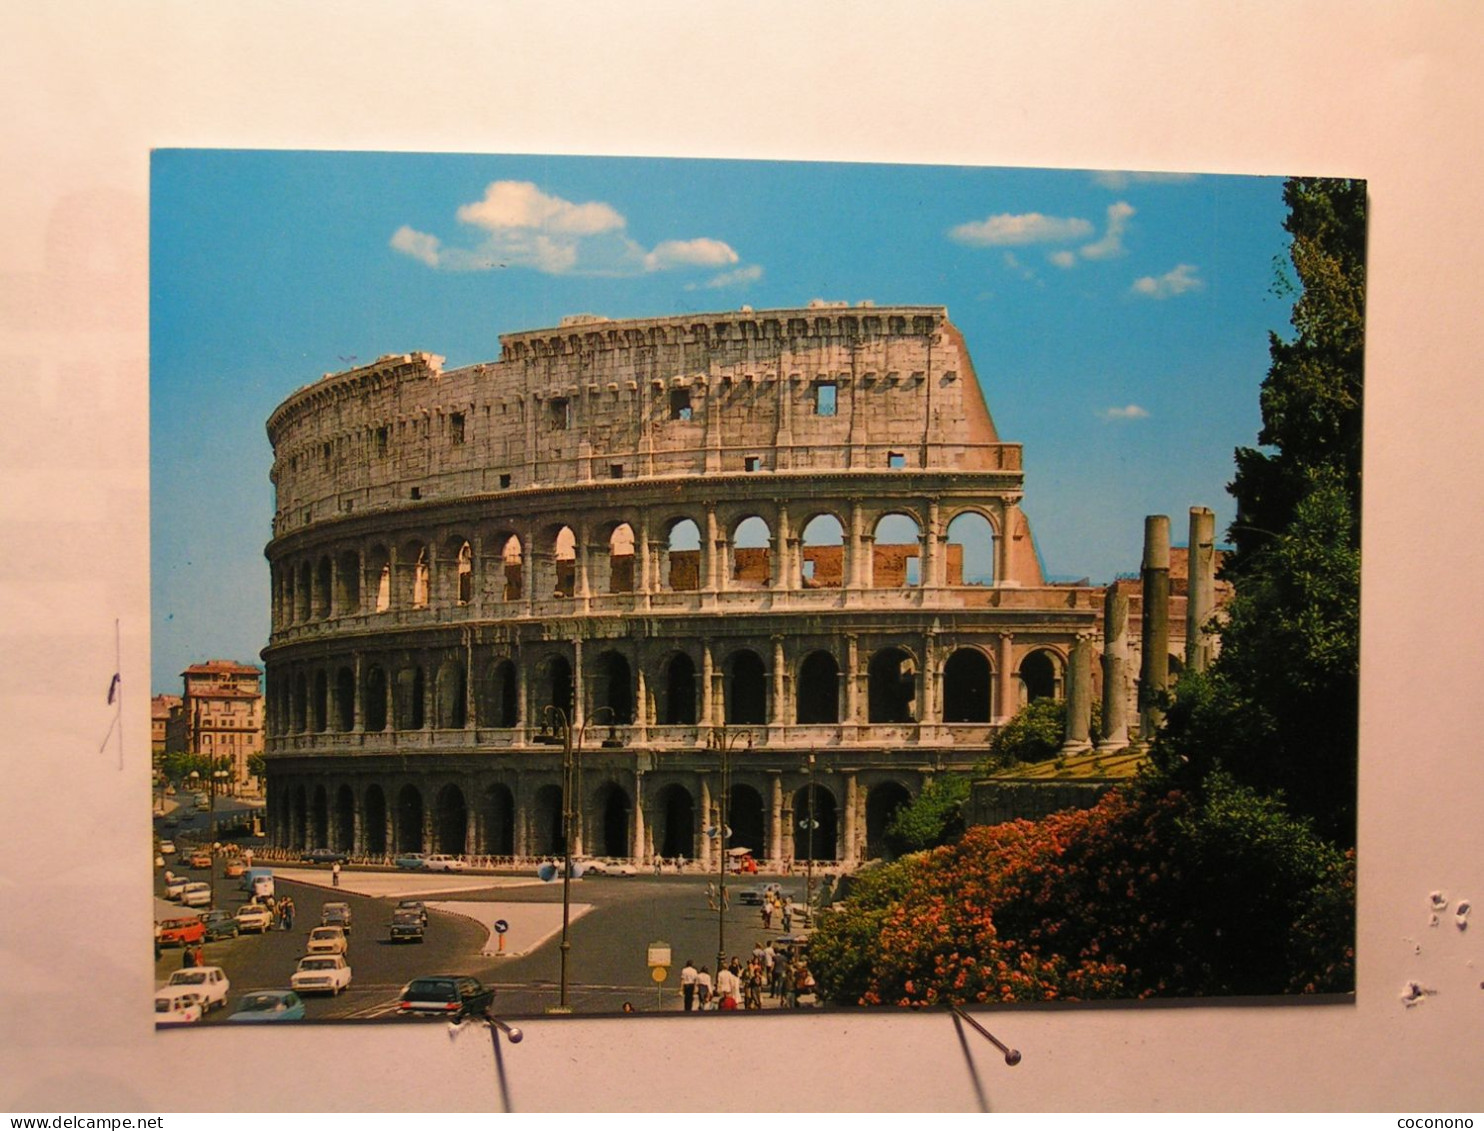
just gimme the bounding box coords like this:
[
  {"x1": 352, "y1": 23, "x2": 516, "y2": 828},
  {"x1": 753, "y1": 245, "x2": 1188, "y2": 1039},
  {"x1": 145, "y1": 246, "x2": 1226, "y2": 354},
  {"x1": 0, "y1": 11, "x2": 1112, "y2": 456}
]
[{"x1": 158, "y1": 916, "x2": 205, "y2": 947}]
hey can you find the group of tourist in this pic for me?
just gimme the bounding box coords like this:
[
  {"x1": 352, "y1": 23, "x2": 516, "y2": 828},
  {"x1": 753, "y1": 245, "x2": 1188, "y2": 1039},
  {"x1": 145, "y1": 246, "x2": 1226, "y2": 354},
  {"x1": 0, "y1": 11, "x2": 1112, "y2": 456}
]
[{"x1": 678, "y1": 942, "x2": 816, "y2": 1012}]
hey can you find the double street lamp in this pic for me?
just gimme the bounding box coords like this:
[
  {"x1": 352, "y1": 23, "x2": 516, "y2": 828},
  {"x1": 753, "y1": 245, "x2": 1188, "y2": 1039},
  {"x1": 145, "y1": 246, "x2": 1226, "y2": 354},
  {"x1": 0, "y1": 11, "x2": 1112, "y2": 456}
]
[
  {"x1": 706, "y1": 726, "x2": 752, "y2": 977},
  {"x1": 532, "y1": 703, "x2": 623, "y2": 1012}
]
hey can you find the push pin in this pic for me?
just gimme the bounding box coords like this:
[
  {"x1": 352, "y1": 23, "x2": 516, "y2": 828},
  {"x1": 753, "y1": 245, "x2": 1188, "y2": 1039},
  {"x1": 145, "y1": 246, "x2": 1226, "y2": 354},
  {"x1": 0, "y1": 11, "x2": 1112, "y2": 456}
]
[{"x1": 950, "y1": 1005, "x2": 1022, "y2": 1066}]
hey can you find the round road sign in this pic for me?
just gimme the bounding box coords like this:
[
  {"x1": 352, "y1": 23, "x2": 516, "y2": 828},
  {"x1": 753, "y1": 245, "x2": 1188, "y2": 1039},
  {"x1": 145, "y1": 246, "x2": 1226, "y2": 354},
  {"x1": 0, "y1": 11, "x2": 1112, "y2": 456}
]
[
  {"x1": 651, "y1": 966, "x2": 668, "y2": 983},
  {"x1": 494, "y1": 919, "x2": 509, "y2": 934}
]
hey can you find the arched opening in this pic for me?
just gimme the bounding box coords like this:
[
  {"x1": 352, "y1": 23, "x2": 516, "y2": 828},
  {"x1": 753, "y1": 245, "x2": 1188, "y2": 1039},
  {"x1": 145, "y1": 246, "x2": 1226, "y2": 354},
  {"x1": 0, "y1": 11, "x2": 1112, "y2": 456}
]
[
  {"x1": 483, "y1": 784, "x2": 515, "y2": 856},
  {"x1": 500, "y1": 535, "x2": 523, "y2": 601},
  {"x1": 728, "y1": 783, "x2": 765, "y2": 856},
  {"x1": 943, "y1": 648, "x2": 992, "y2": 722},
  {"x1": 310, "y1": 784, "x2": 329, "y2": 848},
  {"x1": 394, "y1": 666, "x2": 425, "y2": 730},
  {"x1": 333, "y1": 784, "x2": 355, "y2": 852},
  {"x1": 873, "y1": 513, "x2": 922, "y2": 587},
  {"x1": 296, "y1": 562, "x2": 311, "y2": 621},
  {"x1": 336, "y1": 550, "x2": 361, "y2": 614},
  {"x1": 595, "y1": 782, "x2": 631, "y2": 857},
  {"x1": 532, "y1": 784, "x2": 564, "y2": 855},
  {"x1": 291, "y1": 671, "x2": 307, "y2": 732},
  {"x1": 796, "y1": 651, "x2": 840, "y2": 724},
  {"x1": 655, "y1": 784, "x2": 694, "y2": 859},
  {"x1": 363, "y1": 785, "x2": 387, "y2": 856},
  {"x1": 401, "y1": 541, "x2": 430, "y2": 609},
  {"x1": 535, "y1": 654, "x2": 574, "y2": 724},
  {"x1": 725, "y1": 650, "x2": 767, "y2": 726},
  {"x1": 290, "y1": 784, "x2": 307, "y2": 849},
  {"x1": 315, "y1": 556, "x2": 333, "y2": 618},
  {"x1": 1020, "y1": 650, "x2": 1060, "y2": 703},
  {"x1": 664, "y1": 518, "x2": 701, "y2": 591},
  {"x1": 363, "y1": 666, "x2": 387, "y2": 732},
  {"x1": 661, "y1": 653, "x2": 697, "y2": 725},
  {"x1": 800, "y1": 513, "x2": 845, "y2": 588},
  {"x1": 281, "y1": 566, "x2": 294, "y2": 628},
  {"x1": 553, "y1": 526, "x2": 576, "y2": 598},
  {"x1": 608, "y1": 524, "x2": 635, "y2": 593},
  {"x1": 945, "y1": 512, "x2": 995, "y2": 585},
  {"x1": 865, "y1": 782, "x2": 913, "y2": 859},
  {"x1": 368, "y1": 545, "x2": 391, "y2": 613},
  {"x1": 792, "y1": 784, "x2": 838, "y2": 862},
  {"x1": 731, "y1": 515, "x2": 772, "y2": 588},
  {"x1": 868, "y1": 647, "x2": 917, "y2": 723},
  {"x1": 311, "y1": 670, "x2": 328, "y2": 733},
  {"x1": 456, "y1": 541, "x2": 474, "y2": 605},
  {"x1": 435, "y1": 660, "x2": 467, "y2": 729},
  {"x1": 434, "y1": 784, "x2": 467, "y2": 854},
  {"x1": 593, "y1": 651, "x2": 633, "y2": 725},
  {"x1": 394, "y1": 785, "x2": 423, "y2": 853},
  {"x1": 334, "y1": 666, "x2": 355, "y2": 731},
  {"x1": 479, "y1": 659, "x2": 518, "y2": 728}
]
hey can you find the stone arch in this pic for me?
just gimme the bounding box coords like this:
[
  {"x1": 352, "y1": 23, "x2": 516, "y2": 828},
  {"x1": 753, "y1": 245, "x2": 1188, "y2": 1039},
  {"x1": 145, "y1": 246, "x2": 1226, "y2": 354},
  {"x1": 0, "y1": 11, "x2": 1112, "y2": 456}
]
[
  {"x1": 296, "y1": 561, "x2": 312, "y2": 621},
  {"x1": 945, "y1": 511, "x2": 996, "y2": 586},
  {"x1": 730, "y1": 515, "x2": 772, "y2": 588},
  {"x1": 872, "y1": 512, "x2": 923, "y2": 588},
  {"x1": 363, "y1": 784, "x2": 387, "y2": 856},
  {"x1": 394, "y1": 784, "x2": 424, "y2": 853},
  {"x1": 591, "y1": 650, "x2": 633, "y2": 725},
  {"x1": 334, "y1": 666, "x2": 355, "y2": 731},
  {"x1": 310, "y1": 783, "x2": 329, "y2": 848},
  {"x1": 400, "y1": 539, "x2": 430, "y2": 609},
  {"x1": 454, "y1": 539, "x2": 474, "y2": 605},
  {"x1": 368, "y1": 544, "x2": 391, "y2": 612},
  {"x1": 1020, "y1": 648, "x2": 1062, "y2": 704},
  {"x1": 394, "y1": 665, "x2": 425, "y2": 730},
  {"x1": 291, "y1": 670, "x2": 307, "y2": 732},
  {"x1": 483, "y1": 784, "x2": 515, "y2": 856},
  {"x1": 552, "y1": 525, "x2": 577, "y2": 598},
  {"x1": 865, "y1": 781, "x2": 913, "y2": 859},
  {"x1": 654, "y1": 783, "x2": 695, "y2": 859},
  {"x1": 315, "y1": 556, "x2": 333, "y2": 618},
  {"x1": 336, "y1": 549, "x2": 361, "y2": 614},
  {"x1": 434, "y1": 783, "x2": 467, "y2": 854},
  {"x1": 607, "y1": 523, "x2": 636, "y2": 593},
  {"x1": 792, "y1": 783, "x2": 838, "y2": 862},
  {"x1": 662, "y1": 516, "x2": 702, "y2": 592},
  {"x1": 593, "y1": 781, "x2": 631, "y2": 858},
  {"x1": 311, "y1": 669, "x2": 328, "y2": 733},
  {"x1": 531, "y1": 784, "x2": 565, "y2": 855},
  {"x1": 435, "y1": 658, "x2": 467, "y2": 729},
  {"x1": 363, "y1": 665, "x2": 388, "y2": 732},
  {"x1": 499, "y1": 534, "x2": 523, "y2": 601},
  {"x1": 868, "y1": 646, "x2": 918, "y2": 723},
  {"x1": 799, "y1": 512, "x2": 845, "y2": 588},
  {"x1": 333, "y1": 784, "x2": 355, "y2": 852},
  {"x1": 478, "y1": 658, "x2": 519, "y2": 728},
  {"x1": 796, "y1": 650, "x2": 840, "y2": 724},
  {"x1": 943, "y1": 647, "x2": 993, "y2": 723},
  {"x1": 724, "y1": 648, "x2": 767, "y2": 726},
  {"x1": 533, "y1": 653, "x2": 574, "y2": 725},
  {"x1": 659, "y1": 651, "x2": 698, "y2": 725},
  {"x1": 728, "y1": 783, "x2": 766, "y2": 856}
]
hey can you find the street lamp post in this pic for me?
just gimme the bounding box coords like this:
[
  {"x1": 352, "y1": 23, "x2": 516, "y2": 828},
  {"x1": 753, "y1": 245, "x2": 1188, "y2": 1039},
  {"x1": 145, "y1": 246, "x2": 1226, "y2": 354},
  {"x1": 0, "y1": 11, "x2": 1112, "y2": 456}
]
[
  {"x1": 707, "y1": 726, "x2": 752, "y2": 976},
  {"x1": 805, "y1": 751, "x2": 817, "y2": 922},
  {"x1": 533, "y1": 703, "x2": 620, "y2": 1012},
  {"x1": 210, "y1": 763, "x2": 228, "y2": 909}
]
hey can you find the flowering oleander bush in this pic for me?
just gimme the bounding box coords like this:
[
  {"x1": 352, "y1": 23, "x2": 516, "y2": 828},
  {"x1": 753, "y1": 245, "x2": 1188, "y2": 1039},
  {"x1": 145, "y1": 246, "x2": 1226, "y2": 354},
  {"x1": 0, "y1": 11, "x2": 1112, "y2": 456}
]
[{"x1": 812, "y1": 772, "x2": 1354, "y2": 1005}]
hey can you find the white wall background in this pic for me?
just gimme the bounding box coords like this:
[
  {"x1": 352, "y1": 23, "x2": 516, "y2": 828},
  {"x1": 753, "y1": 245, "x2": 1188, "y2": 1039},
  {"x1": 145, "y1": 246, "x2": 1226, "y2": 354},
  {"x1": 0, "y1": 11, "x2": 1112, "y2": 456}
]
[{"x1": 2, "y1": 1, "x2": 1481, "y2": 1114}]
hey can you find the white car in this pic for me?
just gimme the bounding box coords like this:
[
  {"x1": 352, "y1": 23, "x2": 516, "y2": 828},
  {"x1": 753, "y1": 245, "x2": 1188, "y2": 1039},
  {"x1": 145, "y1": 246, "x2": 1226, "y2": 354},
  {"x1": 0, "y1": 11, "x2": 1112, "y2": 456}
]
[
  {"x1": 180, "y1": 881, "x2": 212, "y2": 908},
  {"x1": 290, "y1": 953, "x2": 352, "y2": 995},
  {"x1": 165, "y1": 965, "x2": 230, "y2": 1012},
  {"x1": 422, "y1": 854, "x2": 467, "y2": 872},
  {"x1": 158, "y1": 840, "x2": 177, "y2": 855},
  {"x1": 164, "y1": 874, "x2": 191, "y2": 899},
  {"x1": 154, "y1": 987, "x2": 204, "y2": 1025},
  {"x1": 235, "y1": 903, "x2": 273, "y2": 933},
  {"x1": 305, "y1": 926, "x2": 348, "y2": 955}
]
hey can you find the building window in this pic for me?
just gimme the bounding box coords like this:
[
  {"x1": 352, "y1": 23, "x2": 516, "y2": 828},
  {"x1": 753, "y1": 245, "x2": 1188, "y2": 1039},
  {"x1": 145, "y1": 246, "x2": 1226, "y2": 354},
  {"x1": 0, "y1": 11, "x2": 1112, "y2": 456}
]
[
  {"x1": 888, "y1": 451, "x2": 906, "y2": 469},
  {"x1": 450, "y1": 412, "x2": 465, "y2": 445},
  {"x1": 410, "y1": 486, "x2": 421, "y2": 500},
  {"x1": 550, "y1": 398, "x2": 571, "y2": 430},
  {"x1": 744, "y1": 456, "x2": 761, "y2": 472},
  {"x1": 814, "y1": 381, "x2": 837, "y2": 416},
  {"x1": 610, "y1": 464, "x2": 624, "y2": 480},
  {"x1": 499, "y1": 473, "x2": 512, "y2": 489},
  {"x1": 669, "y1": 388, "x2": 692, "y2": 421}
]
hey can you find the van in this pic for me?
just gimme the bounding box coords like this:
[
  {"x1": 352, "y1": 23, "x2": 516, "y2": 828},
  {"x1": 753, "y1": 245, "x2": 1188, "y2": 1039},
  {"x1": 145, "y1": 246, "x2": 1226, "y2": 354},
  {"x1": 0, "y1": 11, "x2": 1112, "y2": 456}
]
[{"x1": 242, "y1": 867, "x2": 274, "y2": 899}]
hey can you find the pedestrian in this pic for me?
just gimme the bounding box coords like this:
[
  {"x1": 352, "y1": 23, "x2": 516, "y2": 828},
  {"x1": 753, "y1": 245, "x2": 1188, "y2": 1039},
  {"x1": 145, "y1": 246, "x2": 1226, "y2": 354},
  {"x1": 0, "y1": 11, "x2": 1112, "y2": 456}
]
[
  {"x1": 716, "y1": 962, "x2": 740, "y2": 1011},
  {"x1": 621, "y1": 1001, "x2": 636, "y2": 1013},
  {"x1": 761, "y1": 901, "x2": 773, "y2": 930},
  {"x1": 762, "y1": 942, "x2": 777, "y2": 995},
  {"x1": 676, "y1": 853, "x2": 685, "y2": 873},
  {"x1": 654, "y1": 856, "x2": 663, "y2": 876},
  {"x1": 782, "y1": 903, "x2": 792, "y2": 933},
  {"x1": 193, "y1": 944, "x2": 205, "y2": 968},
  {"x1": 282, "y1": 896, "x2": 294, "y2": 930},
  {"x1": 681, "y1": 959, "x2": 698, "y2": 1012},
  {"x1": 743, "y1": 960, "x2": 763, "y2": 1010},
  {"x1": 696, "y1": 965, "x2": 713, "y2": 1010},
  {"x1": 331, "y1": 861, "x2": 341, "y2": 887},
  {"x1": 181, "y1": 945, "x2": 195, "y2": 969}
]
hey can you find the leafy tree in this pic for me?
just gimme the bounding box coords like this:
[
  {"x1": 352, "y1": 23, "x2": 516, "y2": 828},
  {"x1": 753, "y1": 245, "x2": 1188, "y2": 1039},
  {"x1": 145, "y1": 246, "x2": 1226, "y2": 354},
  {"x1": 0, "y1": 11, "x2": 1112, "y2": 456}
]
[
  {"x1": 247, "y1": 752, "x2": 267, "y2": 781},
  {"x1": 883, "y1": 775, "x2": 969, "y2": 857},
  {"x1": 987, "y1": 698, "x2": 1065, "y2": 764}
]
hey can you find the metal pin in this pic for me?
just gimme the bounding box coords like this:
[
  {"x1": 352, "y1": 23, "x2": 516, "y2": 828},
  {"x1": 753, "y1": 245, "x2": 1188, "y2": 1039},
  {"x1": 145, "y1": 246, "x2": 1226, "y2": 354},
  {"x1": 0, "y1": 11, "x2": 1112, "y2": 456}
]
[{"x1": 950, "y1": 1005, "x2": 1022, "y2": 1066}]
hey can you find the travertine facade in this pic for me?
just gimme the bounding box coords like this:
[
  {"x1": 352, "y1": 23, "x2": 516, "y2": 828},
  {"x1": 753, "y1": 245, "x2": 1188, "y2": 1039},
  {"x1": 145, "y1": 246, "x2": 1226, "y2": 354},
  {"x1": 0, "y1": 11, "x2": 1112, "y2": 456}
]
[
  {"x1": 173, "y1": 661, "x2": 264, "y2": 792},
  {"x1": 261, "y1": 304, "x2": 1175, "y2": 865}
]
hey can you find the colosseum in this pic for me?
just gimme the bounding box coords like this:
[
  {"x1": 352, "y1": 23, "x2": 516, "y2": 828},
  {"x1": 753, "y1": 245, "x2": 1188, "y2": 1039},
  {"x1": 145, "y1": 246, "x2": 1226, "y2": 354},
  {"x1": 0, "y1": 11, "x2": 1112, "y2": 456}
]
[{"x1": 261, "y1": 303, "x2": 1218, "y2": 867}]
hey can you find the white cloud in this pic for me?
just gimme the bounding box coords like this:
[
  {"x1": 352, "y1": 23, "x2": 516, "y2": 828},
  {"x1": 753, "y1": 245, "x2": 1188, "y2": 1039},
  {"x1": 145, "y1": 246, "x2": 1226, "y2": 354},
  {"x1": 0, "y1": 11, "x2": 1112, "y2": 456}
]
[
  {"x1": 1092, "y1": 171, "x2": 1199, "y2": 190},
  {"x1": 1001, "y1": 251, "x2": 1036, "y2": 281},
  {"x1": 644, "y1": 238, "x2": 739, "y2": 272},
  {"x1": 1048, "y1": 249, "x2": 1077, "y2": 269},
  {"x1": 687, "y1": 264, "x2": 763, "y2": 290},
  {"x1": 455, "y1": 181, "x2": 624, "y2": 235},
  {"x1": 1099, "y1": 404, "x2": 1151, "y2": 421},
  {"x1": 950, "y1": 212, "x2": 1094, "y2": 246},
  {"x1": 1078, "y1": 201, "x2": 1136, "y2": 260},
  {"x1": 390, "y1": 226, "x2": 442, "y2": 268},
  {"x1": 1131, "y1": 263, "x2": 1205, "y2": 299}
]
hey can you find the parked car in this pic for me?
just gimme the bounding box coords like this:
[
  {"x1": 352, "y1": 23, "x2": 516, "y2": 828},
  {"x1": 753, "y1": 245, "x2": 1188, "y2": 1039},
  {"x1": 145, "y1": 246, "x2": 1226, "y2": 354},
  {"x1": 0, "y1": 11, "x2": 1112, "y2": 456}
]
[
  {"x1": 306, "y1": 926, "x2": 348, "y2": 955},
  {"x1": 320, "y1": 902, "x2": 353, "y2": 933},
  {"x1": 393, "y1": 852, "x2": 428, "y2": 870},
  {"x1": 300, "y1": 848, "x2": 350, "y2": 865},
  {"x1": 580, "y1": 858, "x2": 637, "y2": 876},
  {"x1": 157, "y1": 916, "x2": 205, "y2": 947},
  {"x1": 389, "y1": 909, "x2": 425, "y2": 944},
  {"x1": 224, "y1": 860, "x2": 246, "y2": 878},
  {"x1": 290, "y1": 954, "x2": 352, "y2": 996},
  {"x1": 180, "y1": 881, "x2": 212, "y2": 908},
  {"x1": 158, "y1": 840, "x2": 177, "y2": 855},
  {"x1": 228, "y1": 989, "x2": 306, "y2": 1022},
  {"x1": 164, "y1": 874, "x2": 191, "y2": 900},
  {"x1": 234, "y1": 903, "x2": 273, "y2": 934},
  {"x1": 422, "y1": 854, "x2": 468, "y2": 873},
  {"x1": 397, "y1": 975, "x2": 494, "y2": 1017},
  {"x1": 154, "y1": 987, "x2": 204, "y2": 1026},
  {"x1": 166, "y1": 965, "x2": 230, "y2": 1011},
  {"x1": 201, "y1": 909, "x2": 240, "y2": 941},
  {"x1": 187, "y1": 851, "x2": 212, "y2": 869},
  {"x1": 396, "y1": 899, "x2": 429, "y2": 926}
]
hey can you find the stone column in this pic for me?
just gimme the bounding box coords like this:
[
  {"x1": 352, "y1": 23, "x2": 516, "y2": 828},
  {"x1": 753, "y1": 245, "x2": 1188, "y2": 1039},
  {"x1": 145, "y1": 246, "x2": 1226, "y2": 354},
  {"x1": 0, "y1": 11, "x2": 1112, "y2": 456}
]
[
  {"x1": 924, "y1": 500, "x2": 941, "y2": 589},
  {"x1": 421, "y1": 804, "x2": 434, "y2": 854},
  {"x1": 849, "y1": 502, "x2": 866, "y2": 589},
  {"x1": 705, "y1": 506, "x2": 721, "y2": 593},
  {"x1": 464, "y1": 633, "x2": 476, "y2": 730},
  {"x1": 515, "y1": 650, "x2": 528, "y2": 730},
  {"x1": 352, "y1": 795, "x2": 364, "y2": 856},
  {"x1": 844, "y1": 634, "x2": 860, "y2": 723},
  {"x1": 774, "y1": 504, "x2": 792, "y2": 590},
  {"x1": 997, "y1": 502, "x2": 1019, "y2": 585},
  {"x1": 1099, "y1": 588, "x2": 1131, "y2": 749},
  {"x1": 768, "y1": 772, "x2": 783, "y2": 864},
  {"x1": 571, "y1": 637, "x2": 584, "y2": 733},
  {"x1": 630, "y1": 768, "x2": 645, "y2": 862},
  {"x1": 465, "y1": 805, "x2": 477, "y2": 857},
  {"x1": 771, "y1": 637, "x2": 787, "y2": 726},
  {"x1": 1186, "y1": 506, "x2": 1217, "y2": 672},
  {"x1": 513, "y1": 777, "x2": 528, "y2": 858},
  {"x1": 922, "y1": 629, "x2": 940, "y2": 724},
  {"x1": 843, "y1": 772, "x2": 859, "y2": 865},
  {"x1": 352, "y1": 653, "x2": 364, "y2": 732},
  {"x1": 1062, "y1": 635, "x2": 1094, "y2": 754},
  {"x1": 701, "y1": 642, "x2": 716, "y2": 726},
  {"x1": 697, "y1": 777, "x2": 712, "y2": 870},
  {"x1": 637, "y1": 515, "x2": 653, "y2": 596},
  {"x1": 995, "y1": 633, "x2": 1016, "y2": 722},
  {"x1": 1138, "y1": 515, "x2": 1172, "y2": 741}
]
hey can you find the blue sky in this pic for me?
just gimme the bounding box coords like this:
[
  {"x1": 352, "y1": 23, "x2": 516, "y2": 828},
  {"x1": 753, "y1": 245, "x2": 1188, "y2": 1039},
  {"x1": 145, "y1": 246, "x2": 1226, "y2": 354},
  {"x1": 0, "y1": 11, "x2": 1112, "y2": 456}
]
[{"x1": 151, "y1": 151, "x2": 1292, "y2": 692}]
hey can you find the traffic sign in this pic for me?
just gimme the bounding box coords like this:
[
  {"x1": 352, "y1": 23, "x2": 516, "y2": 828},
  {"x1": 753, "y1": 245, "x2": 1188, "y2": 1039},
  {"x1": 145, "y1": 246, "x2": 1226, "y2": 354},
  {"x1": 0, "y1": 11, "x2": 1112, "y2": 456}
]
[
  {"x1": 494, "y1": 919, "x2": 509, "y2": 934},
  {"x1": 651, "y1": 965, "x2": 668, "y2": 983}
]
